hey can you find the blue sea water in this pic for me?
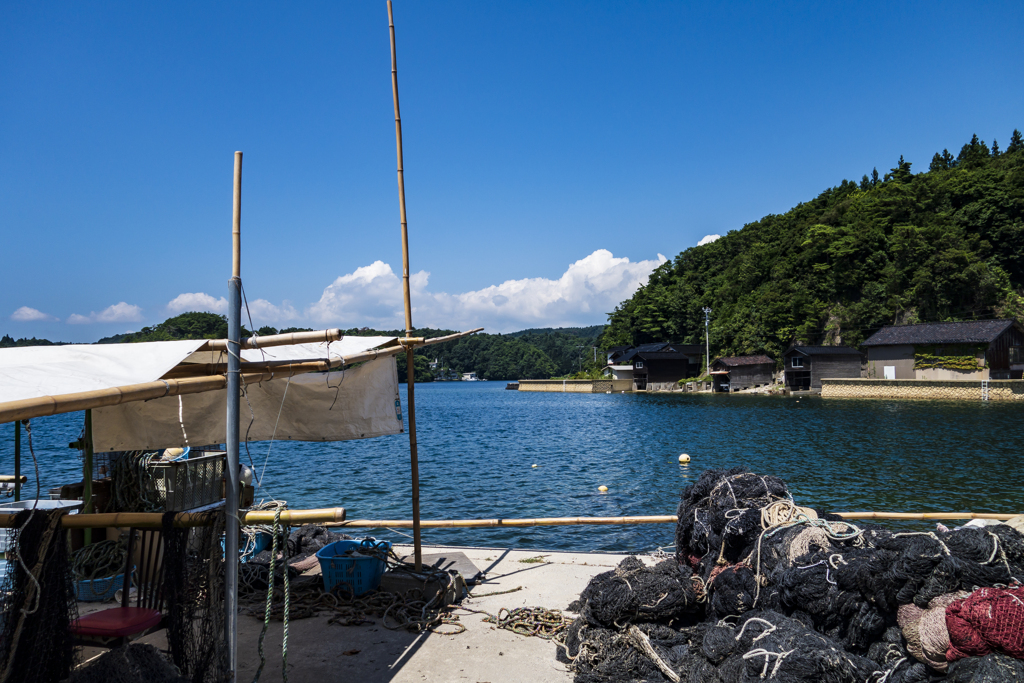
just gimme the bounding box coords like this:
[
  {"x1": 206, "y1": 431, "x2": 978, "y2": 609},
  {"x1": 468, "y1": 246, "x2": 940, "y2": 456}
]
[{"x1": 2, "y1": 383, "x2": 1022, "y2": 552}]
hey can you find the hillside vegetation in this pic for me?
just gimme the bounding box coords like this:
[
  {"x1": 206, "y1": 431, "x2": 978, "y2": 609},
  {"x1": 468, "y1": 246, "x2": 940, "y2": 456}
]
[{"x1": 601, "y1": 130, "x2": 1024, "y2": 362}]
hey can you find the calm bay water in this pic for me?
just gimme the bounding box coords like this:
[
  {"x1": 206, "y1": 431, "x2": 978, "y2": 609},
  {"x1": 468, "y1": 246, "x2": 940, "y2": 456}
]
[{"x1": 2, "y1": 383, "x2": 1022, "y2": 552}]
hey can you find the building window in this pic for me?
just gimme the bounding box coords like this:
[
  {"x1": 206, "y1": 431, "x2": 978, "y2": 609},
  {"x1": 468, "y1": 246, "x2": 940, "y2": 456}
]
[
  {"x1": 1011, "y1": 347, "x2": 1023, "y2": 364},
  {"x1": 635, "y1": 361, "x2": 644, "y2": 369},
  {"x1": 791, "y1": 357, "x2": 804, "y2": 368}
]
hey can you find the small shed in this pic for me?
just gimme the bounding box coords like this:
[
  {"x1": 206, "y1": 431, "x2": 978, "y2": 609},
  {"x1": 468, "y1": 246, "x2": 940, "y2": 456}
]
[
  {"x1": 783, "y1": 346, "x2": 862, "y2": 391},
  {"x1": 602, "y1": 364, "x2": 634, "y2": 381},
  {"x1": 860, "y1": 319, "x2": 1024, "y2": 380},
  {"x1": 710, "y1": 355, "x2": 774, "y2": 392}
]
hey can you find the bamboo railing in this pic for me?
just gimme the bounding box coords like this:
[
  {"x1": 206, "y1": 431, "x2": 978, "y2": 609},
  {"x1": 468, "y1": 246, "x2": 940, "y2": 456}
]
[{"x1": 0, "y1": 508, "x2": 1016, "y2": 530}]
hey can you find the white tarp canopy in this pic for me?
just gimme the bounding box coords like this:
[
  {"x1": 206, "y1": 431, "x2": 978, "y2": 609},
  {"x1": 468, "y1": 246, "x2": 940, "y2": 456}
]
[
  {"x1": 91, "y1": 356, "x2": 403, "y2": 452},
  {"x1": 0, "y1": 340, "x2": 207, "y2": 404}
]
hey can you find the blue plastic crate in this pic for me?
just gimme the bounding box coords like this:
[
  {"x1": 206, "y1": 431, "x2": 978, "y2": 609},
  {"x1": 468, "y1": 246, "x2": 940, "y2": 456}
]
[
  {"x1": 75, "y1": 573, "x2": 125, "y2": 602},
  {"x1": 316, "y1": 539, "x2": 391, "y2": 596}
]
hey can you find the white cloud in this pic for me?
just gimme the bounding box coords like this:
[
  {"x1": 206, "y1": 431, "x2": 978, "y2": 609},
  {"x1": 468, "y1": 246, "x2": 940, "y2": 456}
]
[
  {"x1": 67, "y1": 302, "x2": 144, "y2": 324},
  {"x1": 308, "y1": 249, "x2": 667, "y2": 332},
  {"x1": 697, "y1": 234, "x2": 721, "y2": 246},
  {"x1": 11, "y1": 306, "x2": 56, "y2": 322},
  {"x1": 167, "y1": 292, "x2": 227, "y2": 315},
  {"x1": 166, "y1": 292, "x2": 298, "y2": 325}
]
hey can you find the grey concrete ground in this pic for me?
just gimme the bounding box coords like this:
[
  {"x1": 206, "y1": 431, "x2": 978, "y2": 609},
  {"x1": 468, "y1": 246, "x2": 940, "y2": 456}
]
[{"x1": 77, "y1": 545, "x2": 659, "y2": 683}]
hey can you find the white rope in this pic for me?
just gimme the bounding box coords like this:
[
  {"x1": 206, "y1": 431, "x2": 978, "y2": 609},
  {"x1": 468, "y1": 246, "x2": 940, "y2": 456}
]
[
  {"x1": 177, "y1": 395, "x2": 190, "y2": 447},
  {"x1": 257, "y1": 375, "x2": 291, "y2": 491},
  {"x1": 742, "y1": 648, "x2": 794, "y2": 678},
  {"x1": 735, "y1": 617, "x2": 777, "y2": 643}
]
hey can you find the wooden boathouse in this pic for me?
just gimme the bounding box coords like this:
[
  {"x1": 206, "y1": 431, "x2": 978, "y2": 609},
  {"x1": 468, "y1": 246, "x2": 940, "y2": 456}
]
[
  {"x1": 783, "y1": 345, "x2": 862, "y2": 391},
  {"x1": 710, "y1": 354, "x2": 775, "y2": 392}
]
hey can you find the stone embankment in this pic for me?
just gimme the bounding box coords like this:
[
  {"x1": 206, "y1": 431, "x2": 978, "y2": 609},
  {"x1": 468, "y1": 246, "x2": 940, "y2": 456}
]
[
  {"x1": 822, "y1": 378, "x2": 1024, "y2": 401},
  {"x1": 517, "y1": 379, "x2": 632, "y2": 393}
]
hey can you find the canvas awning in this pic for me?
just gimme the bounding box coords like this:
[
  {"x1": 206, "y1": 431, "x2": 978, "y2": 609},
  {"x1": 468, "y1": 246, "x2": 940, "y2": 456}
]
[{"x1": 0, "y1": 340, "x2": 208, "y2": 404}]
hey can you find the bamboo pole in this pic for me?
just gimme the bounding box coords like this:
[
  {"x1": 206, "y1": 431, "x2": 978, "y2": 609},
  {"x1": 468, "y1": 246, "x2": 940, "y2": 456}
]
[
  {"x1": 0, "y1": 507, "x2": 346, "y2": 529},
  {"x1": 83, "y1": 409, "x2": 94, "y2": 545},
  {"x1": 203, "y1": 328, "x2": 344, "y2": 352},
  {"x1": 0, "y1": 475, "x2": 28, "y2": 484},
  {"x1": 13, "y1": 420, "x2": 20, "y2": 501},
  {"x1": 1, "y1": 509, "x2": 1018, "y2": 531},
  {"x1": 388, "y1": 0, "x2": 423, "y2": 572}
]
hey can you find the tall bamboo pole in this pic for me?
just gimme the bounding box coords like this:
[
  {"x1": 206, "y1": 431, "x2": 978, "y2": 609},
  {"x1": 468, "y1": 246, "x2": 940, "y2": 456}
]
[
  {"x1": 225, "y1": 150, "x2": 243, "y2": 679},
  {"x1": 388, "y1": 0, "x2": 422, "y2": 572}
]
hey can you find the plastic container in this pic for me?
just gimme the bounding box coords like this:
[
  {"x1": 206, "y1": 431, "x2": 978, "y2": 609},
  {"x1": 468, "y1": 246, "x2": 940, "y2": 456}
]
[
  {"x1": 316, "y1": 538, "x2": 391, "y2": 596},
  {"x1": 75, "y1": 573, "x2": 125, "y2": 602}
]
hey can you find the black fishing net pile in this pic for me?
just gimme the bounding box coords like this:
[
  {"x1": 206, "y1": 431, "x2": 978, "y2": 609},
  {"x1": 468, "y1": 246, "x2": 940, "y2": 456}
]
[
  {"x1": 161, "y1": 511, "x2": 229, "y2": 683},
  {"x1": 67, "y1": 643, "x2": 189, "y2": 683},
  {"x1": 0, "y1": 508, "x2": 78, "y2": 683},
  {"x1": 559, "y1": 468, "x2": 1024, "y2": 683}
]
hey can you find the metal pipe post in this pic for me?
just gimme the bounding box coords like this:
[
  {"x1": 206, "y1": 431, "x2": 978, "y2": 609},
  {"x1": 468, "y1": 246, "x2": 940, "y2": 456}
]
[
  {"x1": 224, "y1": 150, "x2": 243, "y2": 679},
  {"x1": 13, "y1": 420, "x2": 20, "y2": 502}
]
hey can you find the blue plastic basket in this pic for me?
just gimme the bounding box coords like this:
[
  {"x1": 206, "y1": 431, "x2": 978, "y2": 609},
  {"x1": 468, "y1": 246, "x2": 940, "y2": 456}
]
[
  {"x1": 75, "y1": 573, "x2": 125, "y2": 602},
  {"x1": 316, "y1": 538, "x2": 391, "y2": 596}
]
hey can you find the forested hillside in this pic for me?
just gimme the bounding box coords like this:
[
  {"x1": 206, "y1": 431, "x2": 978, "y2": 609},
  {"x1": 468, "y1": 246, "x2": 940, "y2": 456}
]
[{"x1": 601, "y1": 130, "x2": 1024, "y2": 363}]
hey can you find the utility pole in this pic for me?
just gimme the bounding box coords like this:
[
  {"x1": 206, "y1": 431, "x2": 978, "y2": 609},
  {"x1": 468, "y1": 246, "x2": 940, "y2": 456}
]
[{"x1": 702, "y1": 307, "x2": 712, "y2": 377}]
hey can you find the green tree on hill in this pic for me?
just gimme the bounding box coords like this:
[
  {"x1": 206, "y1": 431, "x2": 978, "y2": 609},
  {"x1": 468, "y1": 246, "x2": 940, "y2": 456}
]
[{"x1": 601, "y1": 129, "x2": 1024, "y2": 362}]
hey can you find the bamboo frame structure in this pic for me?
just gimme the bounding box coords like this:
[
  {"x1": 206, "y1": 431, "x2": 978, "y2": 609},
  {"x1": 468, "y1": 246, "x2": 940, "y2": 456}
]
[
  {"x1": 0, "y1": 475, "x2": 27, "y2": 484},
  {"x1": 388, "y1": 0, "x2": 423, "y2": 572},
  {"x1": 0, "y1": 507, "x2": 348, "y2": 530},
  {"x1": 0, "y1": 328, "x2": 482, "y2": 424}
]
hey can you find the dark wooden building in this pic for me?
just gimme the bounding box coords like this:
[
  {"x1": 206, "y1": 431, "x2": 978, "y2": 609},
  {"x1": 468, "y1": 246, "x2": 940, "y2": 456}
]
[
  {"x1": 783, "y1": 346, "x2": 862, "y2": 391},
  {"x1": 618, "y1": 343, "x2": 703, "y2": 391},
  {"x1": 710, "y1": 355, "x2": 775, "y2": 392},
  {"x1": 861, "y1": 319, "x2": 1024, "y2": 380}
]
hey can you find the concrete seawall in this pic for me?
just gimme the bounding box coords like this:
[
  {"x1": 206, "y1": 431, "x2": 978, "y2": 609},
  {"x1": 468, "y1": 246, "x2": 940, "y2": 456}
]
[
  {"x1": 822, "y1": 378, "x2": 1024, "y2": 401},
  {"x1": 517, "y1": 379, "x2": 632, "y2": 393}
]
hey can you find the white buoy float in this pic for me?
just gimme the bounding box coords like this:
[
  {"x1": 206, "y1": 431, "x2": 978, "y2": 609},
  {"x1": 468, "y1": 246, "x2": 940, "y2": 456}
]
[
  {"x1": 598, "y1": 485, "x2": 609, "y2": 493},
  {"x1": 679, "y1": 453, "x2": 690, "y2": 464},
  {"x1": 532, "y1": 464, "x2": 538, "y2": 468}
]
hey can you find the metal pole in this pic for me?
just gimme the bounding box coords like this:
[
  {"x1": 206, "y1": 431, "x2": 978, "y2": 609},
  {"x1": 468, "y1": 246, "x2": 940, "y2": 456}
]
[
  {"x1": 388, "y1": 0, "x2": 423, "y2": 572},
  {"x1": 13, "y1": 420, "x2": 20, "y2": 502},
  {"x1": 702, "y1": 307, "x2": 712, "y2": 379},
  {"x1": 225, "y1": 150, "x2": 243, "y2": 679}
]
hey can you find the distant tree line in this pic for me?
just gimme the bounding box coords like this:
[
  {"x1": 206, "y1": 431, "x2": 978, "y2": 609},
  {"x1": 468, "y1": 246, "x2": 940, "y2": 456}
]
[{"x1": 600, "y1": 129, "x2": 1024, "y2": 363}]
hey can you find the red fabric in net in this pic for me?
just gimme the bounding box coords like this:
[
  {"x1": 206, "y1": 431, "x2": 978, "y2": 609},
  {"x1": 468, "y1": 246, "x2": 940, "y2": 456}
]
[{"x1": 946, "y1": 586, "x2": 1024, "y2": 662}]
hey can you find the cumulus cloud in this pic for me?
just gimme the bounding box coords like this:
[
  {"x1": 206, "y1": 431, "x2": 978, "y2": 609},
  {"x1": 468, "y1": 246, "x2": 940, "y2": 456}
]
[
  {"x1": 11, "y1": 306, "x2": 56, "y2": 322},
  {"x1": 167, "y1": 292, "x2": 228, "y2": 315},
  {"x1": 697, "y1": 234, "x2": 721, "y2": 246},
  {"x1": 308, "y1": 249, "x2": 667, "y2": 332},
  {"x1": 67, "y1": 302, "x2": 144, "y2": 325},
  {"x1": 166, "y1": 291, "x2": 299, "y2": 325}
]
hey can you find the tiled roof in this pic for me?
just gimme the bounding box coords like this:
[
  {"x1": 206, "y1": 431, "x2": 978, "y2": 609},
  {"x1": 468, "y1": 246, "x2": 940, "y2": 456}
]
[
  {"x1": 784, "y1": 346, "x2": 862, "y2": 357},
  {"x1": 861, "y1": 319, "x2": 1016, "y2": 346},
  {"x1": 715, "y1": 354, "x2": 774, "y2": 367}
]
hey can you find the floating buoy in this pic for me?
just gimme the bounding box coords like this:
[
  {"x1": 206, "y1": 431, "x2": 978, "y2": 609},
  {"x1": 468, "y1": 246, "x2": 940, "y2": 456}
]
[
  {"x1": 532, "y1": 464, "x2": 538, "y2": 468},
  {"x1": 679, "y1": 453, "x2": 690, "y2": 464},
  {"x1": 598, "y1": 485, "x2": 608, "y2": 493}
]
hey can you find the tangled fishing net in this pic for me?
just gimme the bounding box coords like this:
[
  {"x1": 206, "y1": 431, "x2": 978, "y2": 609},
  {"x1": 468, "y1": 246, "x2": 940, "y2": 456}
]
[
  {"x1": 67, "y1": 643, "x2": 188, "y2": 683},
  {"x1": 0, "y1": 508, "x2": 78, "y2": 683},
  {"x1": 559, "y1": 468, "x2": 1024, "y2": 683}
]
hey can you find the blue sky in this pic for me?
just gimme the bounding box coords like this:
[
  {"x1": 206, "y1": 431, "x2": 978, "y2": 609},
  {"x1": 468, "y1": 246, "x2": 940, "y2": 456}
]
[{"x1": 2, "y1": 1, "x2": 1021, "y2": 341}]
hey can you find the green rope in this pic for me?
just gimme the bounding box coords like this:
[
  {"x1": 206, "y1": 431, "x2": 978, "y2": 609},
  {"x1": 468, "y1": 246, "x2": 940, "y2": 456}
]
[{"x1": 252, "y1": 509, "x2": 288, "y2": 683}]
